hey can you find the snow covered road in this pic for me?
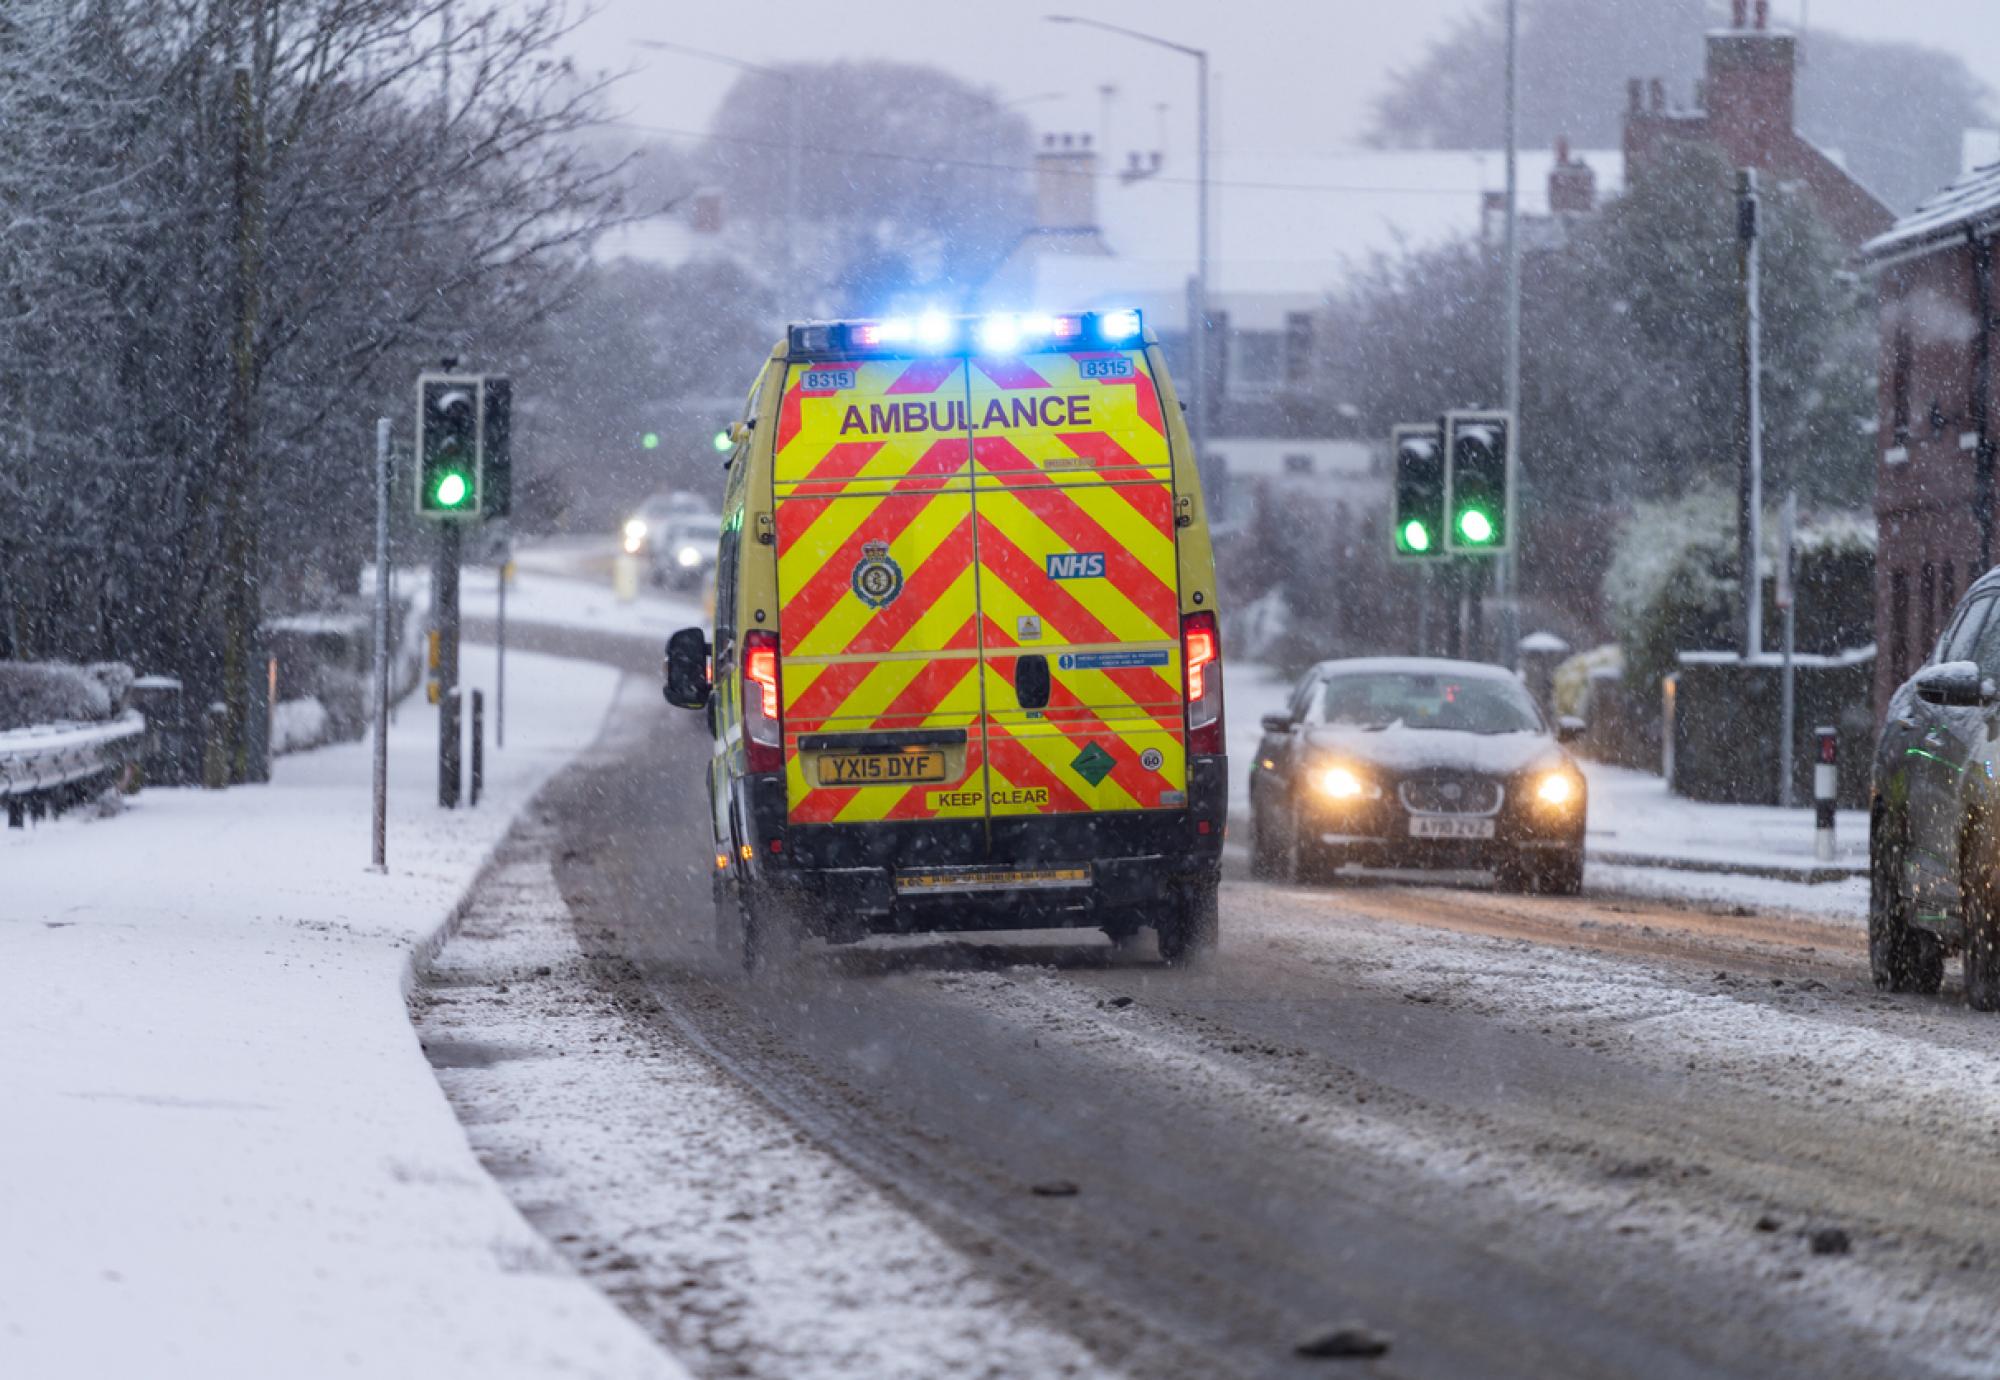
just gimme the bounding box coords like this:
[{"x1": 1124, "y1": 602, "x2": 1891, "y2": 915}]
[{"x1": 423, "y1": 656, "x2": 2000, "y2": 1380}]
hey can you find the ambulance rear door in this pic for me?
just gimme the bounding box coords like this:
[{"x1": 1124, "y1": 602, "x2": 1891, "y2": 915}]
[
  {"x1": 769, "y1": 355, "x2": 986, "y2": 833},
  {"x1": 965, "y1": 337, "x2": 1186, "y2": 829}
]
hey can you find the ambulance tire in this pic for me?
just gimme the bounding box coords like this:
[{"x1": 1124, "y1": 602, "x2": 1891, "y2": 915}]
[
  {"x1": 1156, "y1": 876, "x2": 1220, "y2": 965},
  {"x1": 740, "y1": 879, "x2": 801, "y2": 974}
]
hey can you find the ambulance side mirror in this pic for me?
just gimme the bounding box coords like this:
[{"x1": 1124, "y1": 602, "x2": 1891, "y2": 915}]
[{"x1": 663, "y1": 627, "x2": 712, "y2": 710}]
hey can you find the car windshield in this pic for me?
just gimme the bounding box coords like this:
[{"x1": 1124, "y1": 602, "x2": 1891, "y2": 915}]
[
  {"x1": 1317, "y1": 670, "x2": 1541, "y2": 734},
  {"x1": 669, "y1": 520, "x2": 720, "y2": 546}
]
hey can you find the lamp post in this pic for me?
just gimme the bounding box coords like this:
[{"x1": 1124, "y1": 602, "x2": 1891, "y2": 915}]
[
  {"x1": 1045, "y1": 15, "x2": 1209, "y2": 493},
  {"x1": 638, "y1": 39, "x2": 800, "y2": 290}
]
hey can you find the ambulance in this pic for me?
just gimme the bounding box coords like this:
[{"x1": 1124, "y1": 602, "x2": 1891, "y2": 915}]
[{"x1": 663, "y1": 309, "x2": 1226, "y2": 967}]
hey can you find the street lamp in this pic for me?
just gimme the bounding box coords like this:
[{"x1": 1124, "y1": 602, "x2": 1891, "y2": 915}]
[
  {"x1": 1044, "y1": 15, "x2": 1210, "y2": 491},
  {"x1": 638, "y1": 39, "x2": 801, "y2": 292}
]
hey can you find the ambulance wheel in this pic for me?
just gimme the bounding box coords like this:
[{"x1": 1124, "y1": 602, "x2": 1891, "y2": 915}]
[
  {"x1": 740, "y1": 879, "x2": 801, "y2": 974},
  {"x1": 1157, "y1": 876, "x2": 1220, "y2": 965},
  {"x1": 712, "y1": 887, "x2": 745, "y2": 960}
]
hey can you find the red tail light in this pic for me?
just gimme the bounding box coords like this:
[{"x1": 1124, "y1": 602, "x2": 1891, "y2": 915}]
[
  {"x1": 743, "y1": 630, "x2": 784, "y2": 774},
  {"x1": 1182, "y1": 611, "x2": 1223, "y2": 756}
]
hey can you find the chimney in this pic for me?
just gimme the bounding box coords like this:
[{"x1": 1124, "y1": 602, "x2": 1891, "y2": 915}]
[
  {"x1": 1035, "y1": 131, "x2": 1099, "y2": 232},
  {"x1": 1548, "y1": 137, "x2": 1596, "y2": 215},
  {"x1": 1650, "y1": 78, "x2": 1665, "y2": 113},
  {"x1": 1731, "y1": 0, "x2": 1747, "y2": 26},
  {"x1": 1627, "y1": 78, "x2": 1643, "y2": 115},
  {"x1": 1706, "y1": 2, "x2": 1796, "y2": 145}
]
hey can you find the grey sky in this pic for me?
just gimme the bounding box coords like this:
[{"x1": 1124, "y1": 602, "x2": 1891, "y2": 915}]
[{"x1": 569, "y1": 0, "x2": 2000, "y2": 171}]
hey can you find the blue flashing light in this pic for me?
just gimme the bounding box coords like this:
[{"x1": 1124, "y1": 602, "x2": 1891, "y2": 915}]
[
  {"x1": 1097, "y1": 309, "x2": 1142, "y2": 343},
  {"x1": 916, "y1": 310, "x2": 953, "y2": 346},
  {"x1": 978, "y1": 314, "x2": 1022, "y2": 353}
]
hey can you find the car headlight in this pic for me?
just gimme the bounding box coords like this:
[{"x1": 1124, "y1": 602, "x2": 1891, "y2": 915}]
[
  {"x1": 1316, "y1": 765, "x2": 1378, "y2": 801},
  {"x1": 676, "y1": 545, "x2": 702, "y2": 568},
  {"x1": 623, "y1": 518, "x2": 647, "y2": 541},
  {"x1": 1535, "y1": 771, "x2": 1580, "y2": 807}
]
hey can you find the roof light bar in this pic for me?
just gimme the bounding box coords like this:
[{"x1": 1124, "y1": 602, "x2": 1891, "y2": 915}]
[{"x1": 791, "y1": 309, "x2": 1143, "y2": 358}]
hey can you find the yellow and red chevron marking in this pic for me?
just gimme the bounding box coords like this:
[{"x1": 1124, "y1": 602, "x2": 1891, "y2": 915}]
[
  {"x1": 774, "y1": 357, "x2": 986, "y2": 824},
  {"x1": 775, "y1": 359, "x2": 972, "y2": 492},
  {"x1": 965, "y1": 350, "x2": 1169, "y2": 485},
  {"x1": 980, "y1": 651, "x2": 1186, "y2": 815}
]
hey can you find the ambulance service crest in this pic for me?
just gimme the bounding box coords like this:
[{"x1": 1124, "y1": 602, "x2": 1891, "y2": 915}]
[{"x1": 851, "y1": 540, "x2": 905, "y2": 609}]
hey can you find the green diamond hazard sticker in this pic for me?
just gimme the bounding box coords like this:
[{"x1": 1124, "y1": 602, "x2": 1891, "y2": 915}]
[{"x1": 1070, "y1": 741, "x2": 1116, "y2": 787}]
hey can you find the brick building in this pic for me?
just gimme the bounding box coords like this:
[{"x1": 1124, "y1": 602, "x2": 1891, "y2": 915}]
[
  {"x1": 1621, "y1": 0, "x2": 1891, "y2": 250},
  {"x1": 1860, "y1": 165, "x2": 2000, "y2": 712}
]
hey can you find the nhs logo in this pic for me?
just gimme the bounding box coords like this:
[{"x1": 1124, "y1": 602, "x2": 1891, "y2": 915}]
[{"x1": 1045, "y1": 552, "x2": 1106, "y2": 580}]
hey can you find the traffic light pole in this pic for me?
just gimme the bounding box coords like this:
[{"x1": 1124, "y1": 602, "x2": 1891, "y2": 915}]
[{"x1": 435, "y1": 520, "x2": 461, "y2": 808}]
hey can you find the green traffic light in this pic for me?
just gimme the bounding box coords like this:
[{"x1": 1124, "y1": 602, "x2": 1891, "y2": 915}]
[
  {"x1": 434, "y1": 471, "x2": 470, "y2": 509},
  {"x1": 642, "y1": 432, "x2": 661, "y2": 450},
  {"x1": 1457, "y1": 508, "x2": 1495, "y2": 544},
  {"x1": 1401, "y1": 519, "x2": 1432, "y2": 553}
]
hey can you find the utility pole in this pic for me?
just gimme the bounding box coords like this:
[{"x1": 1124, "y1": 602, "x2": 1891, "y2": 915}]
[
  {"x1": 218, "y1": 62, "x2": 266, "y2": 786},
  {"x1": 1738, "y1": 168, "x2": 1764, "y2": 659},
  {"x1": 371, "y1": 418, "x2": 391, "y2": 870},
  {"x1": 1043, "y1": 16, "x2": 1209, "y2": 504},
  {"x1": 1194, "y1": 46, "x2": 1210, "y2": 505},
  {"x1": 1496, "y1": 0, "x2": 1523, "y2": 667},
  {"x1": 1777, "y1": 490, "x2": 1798, "y2": 808}
]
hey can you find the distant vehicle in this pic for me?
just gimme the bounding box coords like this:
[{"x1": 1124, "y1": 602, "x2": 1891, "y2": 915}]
[
  {"x1": 649, "y1": 515, "x2": 721, "y2": 592},
  {"x1": 1870, "y1": 567, "x2": 2000, "y2": 1008},
  {"x1": 1248, "y1": 657, "x2": 1586, "y2": 893},
  {"x1": 663, "y1": 308, "x2": 1226, "y2": 968},
  {"x1": 622, "y1": 495, "x2": 721, "y2": 591}
]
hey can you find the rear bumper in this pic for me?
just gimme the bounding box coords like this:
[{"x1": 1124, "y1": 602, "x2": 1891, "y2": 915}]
[{"x1": 736, "y1": 755, "x2": 1227, "y2": 933}]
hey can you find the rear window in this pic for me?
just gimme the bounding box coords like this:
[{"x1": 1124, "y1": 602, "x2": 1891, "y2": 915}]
[{"x1": 1313, "y1": 672, "x2": 1541, "y2": 735}]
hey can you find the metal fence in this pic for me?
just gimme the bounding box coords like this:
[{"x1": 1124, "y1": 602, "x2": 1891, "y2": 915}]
[{"x1": 0, "y1": 711, "x2": 148, "y2": 828}]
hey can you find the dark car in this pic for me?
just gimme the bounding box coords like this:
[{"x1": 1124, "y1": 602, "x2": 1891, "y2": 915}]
[
  {"x1": 1248, "y1": 657, "x2": 1586, "y2": 893},
  {"x1": 1869, "y1": 567, "x2": 2000, "y2": 1009}
]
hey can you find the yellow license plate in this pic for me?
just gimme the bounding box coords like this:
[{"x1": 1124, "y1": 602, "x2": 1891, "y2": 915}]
[{"x1": 816, "y1": 749, "x2": 947, "y2": 786}]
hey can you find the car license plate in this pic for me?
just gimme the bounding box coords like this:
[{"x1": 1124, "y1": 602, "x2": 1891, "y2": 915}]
[
  {"x1": 1409, "y1": 816, "x2": 1496, "y2": 840},
  {"x1": 816, "y1": 749, "x2": 947, "y2": 786}
]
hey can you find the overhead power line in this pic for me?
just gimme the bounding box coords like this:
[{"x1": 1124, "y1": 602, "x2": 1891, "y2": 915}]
[{"x1": 606, "y1": 119, "x2": 1517, "y2": 199}]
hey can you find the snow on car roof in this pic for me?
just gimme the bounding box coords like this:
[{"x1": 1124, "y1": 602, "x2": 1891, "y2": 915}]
[{"x1": 1308, "y1": 656, "x2": 1523, "y2": 682}]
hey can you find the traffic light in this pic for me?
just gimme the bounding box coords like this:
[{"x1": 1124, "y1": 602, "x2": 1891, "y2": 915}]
[
  {"x1": 417, "y1": 374, "x2": 482, "y2": 517},
  {"x1": 1390, "y1": 424, "x2": 1446, "y2": 559},
  {"x1": 1444, "y1": 410, "x2": 1513, "y2": 554},
  {"x1": 482, "y1": 377, "x2": 511, "y2": 519}
]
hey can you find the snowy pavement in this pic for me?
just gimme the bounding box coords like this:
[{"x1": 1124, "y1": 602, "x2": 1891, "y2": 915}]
[
  {"x1": 0, "y1": 644, "x2": 687, "y2": 1380},
  {"x1": 459, "y1": 560, "x2": 705, "y2": 645}
]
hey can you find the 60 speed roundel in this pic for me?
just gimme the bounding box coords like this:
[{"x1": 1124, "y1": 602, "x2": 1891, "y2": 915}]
[{"x1": 851, "y1": 540, "x2": 905, "y2": 609}]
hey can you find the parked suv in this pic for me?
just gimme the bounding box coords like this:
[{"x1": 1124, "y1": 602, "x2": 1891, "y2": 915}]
[{"x1": 1871, "y1": 566, "x2": 2000, "y2": 1008}]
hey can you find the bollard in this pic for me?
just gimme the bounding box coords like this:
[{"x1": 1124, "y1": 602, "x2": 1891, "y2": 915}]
[
  {"x1": 470, "y1": 689, "x2": 484, "y2": 809},
  {"x1": 1814, "y1": 725, "x2": 1837, "y2": 862}
]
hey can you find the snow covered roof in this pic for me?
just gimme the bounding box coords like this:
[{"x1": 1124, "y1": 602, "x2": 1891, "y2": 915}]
[
  {"x1": 991, "y1": 147, "x2": 1622, "y2": 324},
  {"x1": 1308, "y1": 655, "x2": 1523, "y2": 682},
  {"x1": 1861, "y1": 160, "x2": 2000, "y2": 265}
]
